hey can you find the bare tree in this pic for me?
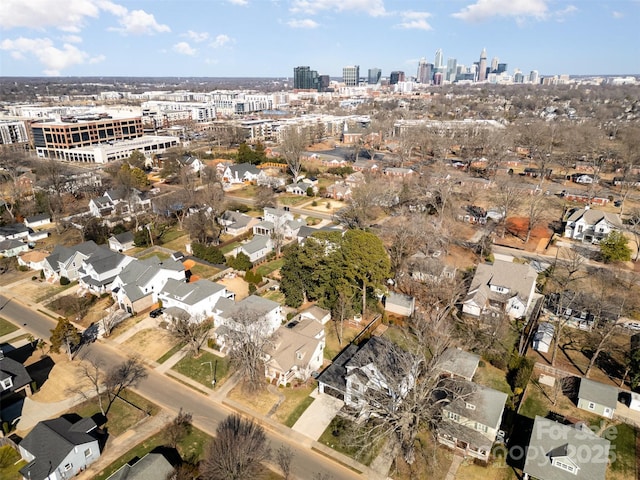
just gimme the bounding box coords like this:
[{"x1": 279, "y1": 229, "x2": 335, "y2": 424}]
[
  {"x1": 331, "y1": 287, "x2": 354, "y2": 347},
  {"x1": 280, "y1": 127, "x2": 307, "y2": 181},
  {"x1": 0, "y1": 149, "x2": 29, "y2": 220},
  {"x1": 225, "y1": 307, "x2": 275, "y2": 393},
  {"x1": 492, "y1": 180, "x2": 522, "y2": 238},
  {"x1": 167, "y1": 408, "x2": 193, "y2": 448},
  {"x1": 100, "y1": 308, "x2": 121, "y2": 338},
  {"x1": 254, "y1": 185, "x2": 276, "y2": 210},
  {"x1": 169, "y1": 312, "x2": 213, "y2": 357},
  {"x1": 200, "y1": 414, "x2": 270, "y2": 480},
  {"x1": 275, "y1": 445, "x2": 294, "y2": 480},
  {"x1": 626, "y1": 209, "x2": 640, "y2": 261},
  {"x1": 104, "y1": 355, "x2": 148, "y2": 414},
  {"x1": 72, "y1": 355, "x2": 108, "y2": 415},
  {"x1": 524, "y1": 194, "x2": 548, "y2": 244}
]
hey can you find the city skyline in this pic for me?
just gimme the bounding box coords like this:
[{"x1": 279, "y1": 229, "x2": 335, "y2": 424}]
[{"x1": 0, "y1": 0, "x2": 638, "y2": 78}]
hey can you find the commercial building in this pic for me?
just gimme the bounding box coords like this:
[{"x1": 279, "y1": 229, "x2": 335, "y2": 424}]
[
  {"x1": 342, "y1": 65, "x2": 360, "y2": 86},
  {"x1": 389, "y1": 71, "x2": 405, "y2": 85},
  {"x1": 368, "y1": 68, "x2": 382, "y2": 85},
  {"x1": 294, "y1": 66, "x2": 319, "y2": 90},
  {"x1": 0, "y1": 120, "x2": 30, "y2": 149}
]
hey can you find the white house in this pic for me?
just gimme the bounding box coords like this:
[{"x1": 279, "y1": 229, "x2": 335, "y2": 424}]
[
  {"x1": 23, "y1": 213, "x2": 51, "y2": 229},
  {"x1": 108, "y1": 231, "x2": 135, "y2": 252},
  {"x1": 532, "y1": 322, "x2": 555, "y2": 354},
  {"x1": 0, "y1": 239, "x2": 29, "y2": 257},
  {"x1": 232, "y1": 235, "x2": 273, "y2": 263},
  {"x1": 221, "y1": 164, "x2": 265, "y2": 185},
  {"x1": 462, "y1": 260, "x2": 538, "y2": 320},
  {"x1": 17, "y1": 250, "x2": 49, "y2": 271},
  {"x1": 218, "y1": 210, "x2": 258, "y2": 236},
  {"x1": 285, "y1": 181, "x2": 317, "y2": 196},
  {"x1": 42, "y1": 241, "x2": 104, "y2": 282},
  {"x1": 157, "y1": 278, "x2": 231, "y2": 320},
  {"x1": 564, "y1": 207, "x2": 623, "y2": 244},
  {"x1": 78, "y1": 248, "x2": 135, "y2": 295}
]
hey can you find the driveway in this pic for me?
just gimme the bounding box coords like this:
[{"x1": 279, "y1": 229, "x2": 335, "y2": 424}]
[{"x1": 292, "y1": 389, "x2": 344, "y2": 440}]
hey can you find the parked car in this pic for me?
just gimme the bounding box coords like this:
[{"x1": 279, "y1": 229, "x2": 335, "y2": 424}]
[
  {"x1": 149, "y1": 308, "x2": 164, "y2": 318},
  {"x1": 624, "y1": 322, "x2": 640, "y2": 331}
]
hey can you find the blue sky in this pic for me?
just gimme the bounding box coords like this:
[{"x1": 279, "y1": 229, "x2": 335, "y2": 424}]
[{"x1": 1, "y1": 0, "x2": 638, "y2": 78}]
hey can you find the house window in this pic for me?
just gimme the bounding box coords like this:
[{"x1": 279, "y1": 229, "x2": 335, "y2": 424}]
[
  {"x1": 475, "y1": 422, "x2": 488, "y2": 433},
  {"x1": 0, "y1": 378, "x2": 13, "y2": 390},
  {"x1": 466, "y1": 403, "x2": 476, "y2": 410},
  {"x1": 577, "y1": 225, "x2": 583, "y2": 233},
  {"x1": 587, "y1": 401, "x2": 596, "y2": 410},
  {"x1": 352, "y1": 383, "x2": 360, "y2": 391},
  {"x1": 553, "y1": 460, "x2": 576, "y2": 473},
  {"x1": 448, "y1": 411, "x2": 459, "y2": 422},
  {"x1": 64, "y1": 463, "x2": 73, "y2": 471},
  {"x1": 84, "y1": 448, "x2": 92, "y2": 457}
]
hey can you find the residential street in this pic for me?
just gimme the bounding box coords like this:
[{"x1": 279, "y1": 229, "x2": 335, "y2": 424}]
[{"x1": 0, "y1": 292, "x2": 378, "y2": 480}]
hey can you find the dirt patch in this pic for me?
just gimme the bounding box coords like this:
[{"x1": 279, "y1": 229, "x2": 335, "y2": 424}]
[
  {"x1": 217, "y1": 275, "x2": 249, "y2": 300},
  {"x1": 31, "y1": 352, "x2": 79, "y2": 403},
  {"x1": 303, "y1": 199, "x2": 344, "y2": 214},
  {"x1": 123, "y1": 328, "x2": 175, "y2": 362},
  {"x1": 445, "y1": 244, "x2": 478, "y2": 270},
  {"x1": 495, "y1": 216, "x2": 553, "y2": 252}
]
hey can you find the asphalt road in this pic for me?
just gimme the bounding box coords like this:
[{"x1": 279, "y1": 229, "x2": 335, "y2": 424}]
[{"x1": 0, "y1": 294, "x2": 366, "y2": 480}]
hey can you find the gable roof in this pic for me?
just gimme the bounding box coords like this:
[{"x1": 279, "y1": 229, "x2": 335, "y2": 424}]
[
  {"x1": 267, "y1": 318, "x2": 323, "y2": 373},
  {"x1": 524, "y1": 416, "x2": 610, "y2": 480},
  {"x1": 20, "y1": 417, "x2": 98, "y2": 480},
  {"x1": 441, "y1": 379, "x2": 508, "y2": 429},
  {"x1": 159, "y1": 278, "x2": 225, "y2": 306},
  {"x1": 228, "y1": 163, "x2": 260, "y2": 177},
  {"x1": 578, "y1": 378, "x2": 618, "y2": 409},
  {"x1": 239, "y1": 235, "x2": 271, "y2": 255},
  {"x1": 217, "y1": 294, "x2": 279, "y2": 320},
  {"x1": 566, "y1": 208, "x2": 622, "y2": 228},
  {"x1": 0, "y1": 355, "x2": 32, "y2": 393},
  {"x1": 112, "y1": 231, "x2": 135, "y2": 245},
  {"x1": 0, "y1": 239, "x2": 26, "y2": 251},
  {"x1": 346, "y1": 336, "x2": 414, "y2": 386},
  {"x1": 25, "y1": 213, "x2": 51, "y2": 223},
  {"x1": 465, "y1": 260, "x2": 537, "y2": 309}
]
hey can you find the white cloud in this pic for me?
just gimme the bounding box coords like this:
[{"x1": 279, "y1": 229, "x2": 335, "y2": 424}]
[
  {"x1": 184, "y1": 30, "x2": 210, "y2": 43},
  {"x1": 62, "y1": 34, "x2": 83, "y2": 43},
  {"x1": 452, "y1": 0, "x2": 548, "y2": 22},
  {"x1": 396, "y1": 11, "x2": 432, "y2": 30},
  {"x1": 110, "y1": 9, "x2": 170, "y2": 35},
  {"x1": 228, "y1": 0, "x2": 248, "y2": 5},
  {"x1": 287, "y1": 18, "x2": 319, "y2": 28},
  {"x1": 0, "y1": 36, "x2": 103, "y2": 75},
  {"x1": 173, "y1": 41, "x2": 197, "y2": 56},
  {"x1": 553, "y1": 5, "x2": 577, "y2": 22},
  {"x1": 612, "y1": 11, "x2": 624, "y2": 19},
  {"x1": 290, "y1": 0, "x2": 386, "y2": 17},
  {"x1": 210, "y1": 34, "x2": 232, "y2": 48}
]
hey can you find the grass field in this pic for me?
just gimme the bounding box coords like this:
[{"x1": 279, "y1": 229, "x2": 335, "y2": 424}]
[
  {"x1": 271, "y1": 384, "x2": 316, "y2": 426},
  {"x1": 0, "y1": 446, "x2": 27, "y2": 480},
  {"x1": 0, "y1": 317, "x2": 19, "y2": 337},
  {"x1": 255, "y1": 258, "x2": 284, "y2": 277},
  {"x1": 607, "y1": 423, "x2": 637, "y2": 480},
  {"x1": 171, "y1": 351, "x2": 231, "y2": 389}
]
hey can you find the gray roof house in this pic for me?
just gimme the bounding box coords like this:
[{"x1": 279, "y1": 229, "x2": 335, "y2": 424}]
[
  {"x1": 157, "y1": 278, "x2": 230, "y2": 319},
  {"x1": 564, "y1": 208, "x2": 623, "y2": 244},
  {"x1": 19, "y1": 416, "x2": 101, "y2": 480},
  {"x1": 577, "y1": 378, "x2": 618, "y2": 419},
  {"x1": 108, "y1": 231, "x2": 135, "y2": 252},
  {"x1": 438, "y1": 348, "x2": 481, "y2": 381},
  {"x1": 384, "y1": 292, "x2": 415, "y2": 317},
  {"x1": 523, "y1": 416, "x2": 610, "y2": 480},
  {"x1": 106, "y1": 452, "x2": 174, "y2": 480},
  {"x1": 219, "y1": 210, "x2": 257, "y2": 236},
  {"x1": 462, "y1": 260, "x2": 538, "y2": 320},
  {"x1": 232, "y1": 235, "x2": 273, "y2": 263},
  {"x1": 0, "y1": 352, "x2": 33, "y2": 398},
  {"x1": 24, "y1": 213, "x2": 52, "y2": 228},
  {"x1": 78, "y1": 248, "x2": 134, "y2": 295},
  {"x1": 437, "y1": 379, "x2": 508, "y2": 462},
  {"x1": 0, "y1": 238, "x2": 29, "y2": 257}
]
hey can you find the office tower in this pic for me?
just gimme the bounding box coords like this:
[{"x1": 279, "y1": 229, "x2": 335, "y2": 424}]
[
  {"x1": 293, "y1": 66, "x2": 319, "y2": 90},
  {"x1": 491, "y1": 57, "x2": 499, "y2": 73},
  {"x1": 514, "y1": 70, "x2": 524, "y2": 83},
  {"x1": 368, "y1": 68, "x2": 382, "y2": 85},
  {"x1": 417, "y1": 59, "x2": 432, "y2": 84},
  {"x1": 529, "y1": 70, "x2": 539, "y2": 84},
  {"x1": 343, "y1": 65, "x2": 360, "y2": 86},
  {"x1": 446, "y1": 58, "x2": 457, "y2": 82},
  {"x1": 497, "y1": 63, "x2": 507, "y2": 74},
  {"x1": 478, "y1": 48, "x2": 487, "y2": 81},
  {"x1": 433, "y1": 72, "x2": 443, "y2": 85},
  {"x1": 434, "y1": 49, "x2": 443, "y2": 69},
  {"x1": 390, "y1": 71, "x2": 405, "y2": 85},
  {"x1": 318, "y1": 75, "x2": 331, "y2": 91}
]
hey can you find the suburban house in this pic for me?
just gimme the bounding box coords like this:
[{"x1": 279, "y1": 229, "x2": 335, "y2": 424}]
[
  {"x1": 564, "y1": 207, "x2": 623, "y2": 244},
  {"x1": 42, "y1": 241, "x2": 104, "y2": 282},
  {"x1": 523, "y1": 416, "x2": 610, "y2": 480},
  {"x1": 218, "y1": 210, "x2": 258, "y2": 236},
  {"x1": 107, "y1": 452, "x2": 174, "y2": 480},
  {"x1": 221, "y1": 164, "x2": 265, "y2": 185},
  {"x1": 231, "y1": 235, "x2": 273, "y2": 263},
  {"x1": 437, "y1": 379, "x2": 508, "y2": 462},
  {"x1": 264, "y1": 315, "x2": 325, "y2": 386},
  {"x1": 0, "y1": 239, "x2": 29, "y2": 257},
  {"x1": 383, "y1": 167, "x2": 415, "y2": 177},
  {"x1": 462, "y1": 260, "x2": 538, "y2": 320},
  {"x1": 214, "y1": 295, "x2": 284, "y2": 349},
  {"x1": 108, "y1": 231, "x2": 135, "y2": 252},
  {"x1": 533, "y1": 322, "x2": 555, "y2": 354},
  {"x1": 296, "y1": 225, "x2": 343, "y2": 246},
  {"x1": 577, "y1": 378, "x2": 618, "y2": 419},
  {"x1": 562, "y1": 190, "x2": 610, "y2": 206},
  {"x1": 111, "y1": 256, "x2": 186, "y2": 315},
  {"x1": 317, "y1": 336, "x2": 416, "y2": 414},
  {"x1": 546, "y1": 291, "x2": 598, "y2": 331},
  {"x1": 157, "y1": 278, "x2": 232, "y2": 320},
  {"x1": 17, "y1": 250, "x2": 49, "y2": 271},
  {"x1": 384, "y1": 292, "x2": 415, "y2": 317},
  {"x1": 88, "y1": 195, "x2": 114, "y2": 217},
  {"x1": 78, "y1": 248, "x2": 135, "y2": 295},
  {"x1": 19, "y1": 416, "x2": 101, "y2": 480},
  {"x1": 285, "y1": 181, "x2": 317, "y2": 196},
  {"x1": 89, "y1": 188, "x2": 151, "y2": 218},
  {"x1": 24, "y1": 213, "x2": 51, "y2": 229},
  {"x1": 0, "y1": 352, "x2": 33, "y2": 398},
  {"x1": 0, "y1": 223, "x2": 30, "y2": 241},
  {"x1": 437, "y1": 348, "x2": 480, "y2": 381},
  {"x1": 177, "y1": 154, "x2": 204, "y2": 173},
  {"x1": 253, "y1": 213, "x2": 305, "y2": 240},
  {"x1": 326, "y1": 182, "x2": 352, "y2": 200},
  {"x1": 299, "y1": 304, "x2": 331, "y2": 325},
  {"x1": 570, "y1": 173, "x2": 596, "y2": 184}
]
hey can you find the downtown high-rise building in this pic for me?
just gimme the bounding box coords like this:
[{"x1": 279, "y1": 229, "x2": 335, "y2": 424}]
[
  {"x1": 293, "y1": 66, "x2": 319, "y2": 90},
  {"x1": 343, "y1": 65, "x2": 360, "y2": 86},
  {"x1": 446, "y1": 58, "x2": 458, "y2": 82},
  {"x1": 478, "y1": 48, "x2": 487, "y2": 81},
  {"x1": 389, "y1": 71, "x2": 405, "y2": 85},
  {"x1": 434, "y1": 48, "x2": 444, "y2": 69},
  {"x1": 491, "y1": 57, "x2": 499, "y2": 73},
  {"x1": 529, "y1": 70, "x2": 540, "y2": 84},
  {"x1": 368, "y1": 68, "x2": 382, "y2": 85},
  {"x1": 417, "y1": 58, "x2": 431, "y2": 84}
]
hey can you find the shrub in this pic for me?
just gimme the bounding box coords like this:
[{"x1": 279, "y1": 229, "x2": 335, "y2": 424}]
[
  {"x1": 192, "y1": 243, "x2": 226, "y2": 264},
  {"x1": 248, "y1": 283, "x2": 257, "y2": 294},
  {"x1": 311, "y1": 200, "x2": 318, "y2": 207},
  {"x1": 40, "y1": 269, "x2": 44, "y2": 279},
  {"x1": 228, "y1": 252, "x2": 252, "y2": 271},
  {"x1": 60, "y1": 276, "x2": 70, "y2": 286},
  {"x1": 32, "y1": 276, "x2": 38, "y2": 281},
  {"x1": 286, "y1": 311, "x2": 296, "y2": 321},
  {"x1": 18, "y1": 265, "x2": 29, "y2": 272}
]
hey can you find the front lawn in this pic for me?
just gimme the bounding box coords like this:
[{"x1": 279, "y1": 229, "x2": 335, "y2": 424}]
[
  {"x1": 93, "y1": 426, "x2": 212, "y2": 480},
  {"x1": 255, "y1": 258, "x2": 284, "y2": 277},
  {"x1": 317, "y1": 416, "x2": 383, "y2": 466},
  {"x1": 71, "y1": 390, "x2": 159, "y2": 437},
  {"x1": 171, "y1": 351, "x2": 230, "y2": 389},
  {"x1": 0, "y1": 317, "x2": 19, "y2": 337},
  {"x1": 607, "y1": 423, "x2": 637, "y2": 480},
  {"x1": 278, "y1": 194, "x2": 308, "y2": 206},
  {"x1": 271, "y1": 383, "x2": 316, "y2": 426}
]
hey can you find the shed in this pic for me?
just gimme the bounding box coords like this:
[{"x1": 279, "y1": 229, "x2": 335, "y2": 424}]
[
  {"x1": 533, "y1": 322, "x2": 555, "y2": 354},
  {"x1": 384, "y1": 292, "x2": 415, "y2": 317}
]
